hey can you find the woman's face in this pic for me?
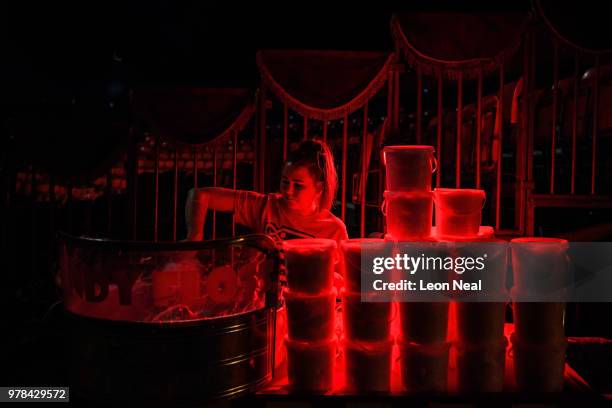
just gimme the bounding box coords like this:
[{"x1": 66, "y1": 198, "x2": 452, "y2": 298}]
[{"x1": 280, "y1": 164, "x2": 322, "y2": 213}]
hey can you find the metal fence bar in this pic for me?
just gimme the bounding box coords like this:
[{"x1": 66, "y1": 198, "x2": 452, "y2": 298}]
[
  {"x1": 476, "y1": 69, "x2": 483, "y2": 189},
  {"x1": 456, "y1": 72, "x2": 463, "y2": 188},
  {"x1": 525, "y1": 32, "x2": 537, "y2": 235},
  {"x1": 495, "y1": 63, "x2": 505, "y2": 230},
  {"x1": 361, "y1": 103, "x2": 368, "y2": 238},
  {"x1": 550, "y1": 44, "x2": 559, "y2": 194},
  {"x1": 436, "y1": 72, "x2": 443, "y2": 188},
  {"x1": 416, "y1": 67, "x2": 423, "y2": 144},
  {"x1": 341, "y1": 113, "x2": 348, "y2": 222}
]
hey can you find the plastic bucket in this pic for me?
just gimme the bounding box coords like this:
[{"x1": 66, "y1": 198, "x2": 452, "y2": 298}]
[
  {"x1": 434, "y1": 188, "x2": 485, "y2": 237},
  {"x1": 456, "y1": 302, "x2": 507, "y2": 344},
  {"x1": 284, "y1": 289, "x2": 336, "y2": 342},
  {"x1": 398, "y1": 340, "x2": 450, "y2": 392},
  {"x1": 342, "y1": 289, "x2": 393, "y2": 342},
  {"x1": 283, "y1": 239, "x2": 337, "y2": 294},
  {"x1": 399, "y1": 302, "x2": 449, "y2": 344},
  {"x1": 344, "y1": 339, "x2": 393, "y2": 392},
  {"x1": 510, "y1": 237, "x2": 569, "y2": 295},
  {"x1": 383, "y1": 191, "x2": 433, "y2": 240},
  {"x1": 383, "y1": 145, "x2": 437, "y2": 191},
  {"x1": 512, "y1": 301, "x2": 566, "y2": 344},
  {"x1": 456, "y1": 338, "x2": 507, "y2": 392},
  {"x1": 340, "y1": 239, "x2": 387, "y2": 292},
  {"x1": 451, "y1": 239, "x2": 508, "y2": 300},
  {"x1": 511, "y1": 334, "x2": 567, "y2": 392},
  {"x1": 285, "y1": 337, "x2": 336, "y2": 392}
]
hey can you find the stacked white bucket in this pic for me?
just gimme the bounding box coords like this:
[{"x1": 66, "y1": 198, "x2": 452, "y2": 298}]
[
  {"x1": 383, "y1": 145, "x2": 506, "y2": 392},
  {"x1": 340, "y1": 239, "x2": 394, "y2": 392},
  {"x1": 382, "y1": 145, "x2": 451, "y2": 392},
  {"x1": 510, "y1": 238, "x2": 569, "y2": 392},
  {"x1": 279, "y1": 145, "x2": 568, "y2": 394},
  {"x1": 433, "y1": 188, "x2": 508, "y2": 393},
  {"x1": 282, "y1": 239, "x2": 338, "y2": 392}
]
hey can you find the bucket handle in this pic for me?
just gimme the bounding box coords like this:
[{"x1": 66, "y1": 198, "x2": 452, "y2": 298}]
[
  {"x1": 381, "y1": 198, "x2": 387, "y2": 216},
  {"x1": 431, "y1": 156, "x2": 438, "y2": 174}
]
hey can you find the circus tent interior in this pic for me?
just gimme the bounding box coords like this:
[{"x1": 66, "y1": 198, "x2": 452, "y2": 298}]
[{"x1": 4, "y1": 0, "x2": 612, "y2": 404}]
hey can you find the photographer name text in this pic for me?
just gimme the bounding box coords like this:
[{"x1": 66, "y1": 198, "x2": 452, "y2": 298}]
[{"x1": 373, "y1": 279, "x2": 482, "y2": 291}]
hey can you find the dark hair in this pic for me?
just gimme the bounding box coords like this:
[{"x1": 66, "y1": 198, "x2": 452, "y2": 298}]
[{"x1": 285, "y1": 139, "x2": 338, "y2": 212}]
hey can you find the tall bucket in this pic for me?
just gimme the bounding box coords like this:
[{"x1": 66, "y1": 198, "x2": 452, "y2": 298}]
[
  {"x1": 383, "y1": 145, "x2": 437, "y2": 191},
  {"x1": 511, "y1": 334, "x2": 567, "y2": 392},
  {"x1": 340, "y1": 238, "x2": 387, "y2": 292},
  {"x1": 344, "y1": 339, "x2": 393, "y2": 392},
  {"x1": 342, "y1": 289, "x2": 393, "y2": 343},
  {"x1": 510, "y1": 237, "x2": 569, "y2": 295},
  {"x1": 58, "y1": 233, "x2": 280, "y2": 404},
  {"x1": 510, "y1": 237, "x2": 569, "y2": 343},
  {"x1": 397, "y1": 340, "x2": 450, "y2": 392},
  {"x1": 283, "y1": 239, "x2": 336, "y2": 294}
]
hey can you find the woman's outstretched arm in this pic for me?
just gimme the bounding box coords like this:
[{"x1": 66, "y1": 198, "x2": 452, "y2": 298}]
[{"x1": 185, "y1": 187, "x2": 237, "y2": 240}]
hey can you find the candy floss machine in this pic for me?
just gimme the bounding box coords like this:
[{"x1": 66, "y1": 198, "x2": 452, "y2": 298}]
[{"x1": 57, "y1": 233, "x2": 280, "y2": 403}]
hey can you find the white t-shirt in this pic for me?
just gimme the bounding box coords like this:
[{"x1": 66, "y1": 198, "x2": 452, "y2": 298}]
[{"x1": 234, "y1": 191, "x2": 348, "y2": 244}]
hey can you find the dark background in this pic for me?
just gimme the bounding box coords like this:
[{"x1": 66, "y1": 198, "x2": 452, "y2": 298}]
[{"x1": 6, "y1": 1, "x2": 531, "y2": 91}]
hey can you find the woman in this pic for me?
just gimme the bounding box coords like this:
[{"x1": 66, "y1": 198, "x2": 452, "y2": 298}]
[
  {"x1": 185, "y1": 139, "x2": 348, "y2": 244},
  {"x1": 186, "y1": 140, "x2": 347, "y2": 374}
]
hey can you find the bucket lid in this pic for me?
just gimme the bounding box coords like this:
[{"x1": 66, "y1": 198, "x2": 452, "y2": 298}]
[
  {"x1": 432, "y1": 226, "x2": 497, "y2": 242},
  {"x1": 434, "y1": 188, "x2": 485, "y2": 196},
  {"x1": 340, "y1": 238, "x2": 385, "y2": 251},
  {"x1": 283, "y1": 238, "x2": 337, "y2": 252},
  {"x1": 384, "y1": 233, "x2": 439, "y2": 242},
  {"x1": 383, "y1": 145, "x2": 435, "y2": 152},
  {"x1": 511, "y1": 237, "x2": 568, "y2": 245},
  {"x1": 510, "y1": 237, "x2": 569, "y2": 253},
  {"x1": 383, "y1": 190, "x2": 433, "y2": 199}
]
